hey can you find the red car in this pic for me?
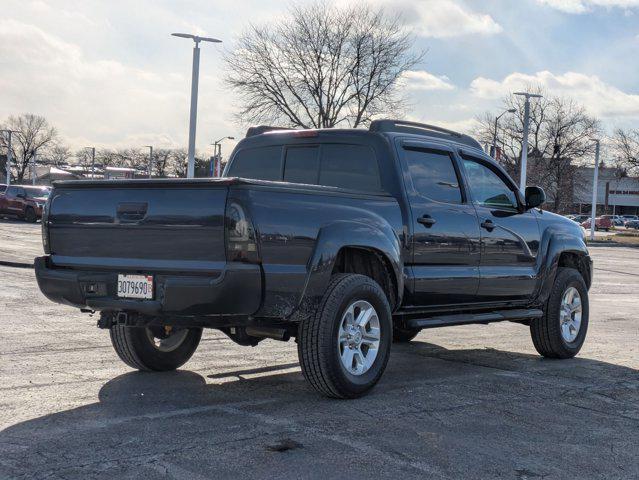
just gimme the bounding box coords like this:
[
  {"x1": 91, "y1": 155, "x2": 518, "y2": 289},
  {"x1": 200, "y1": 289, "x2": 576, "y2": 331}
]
[
  {"x1": 0, "y1": 185, "x2": 50, "y2": 222},
  {"x1": 581, "y1": 216, "x2": 613, "y2": 231}
]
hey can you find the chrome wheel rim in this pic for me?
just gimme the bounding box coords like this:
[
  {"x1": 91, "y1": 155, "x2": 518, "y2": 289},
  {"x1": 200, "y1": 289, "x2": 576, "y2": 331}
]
[
  {"x1": 559, "y1": 287, "x2": 582, "y2": 343},
  {"x1": 146, "y1": 327, "x2": 189, "y2": 352},
  {"x1": 337, "y1": 300, "x2": 381, "y2": 376}
]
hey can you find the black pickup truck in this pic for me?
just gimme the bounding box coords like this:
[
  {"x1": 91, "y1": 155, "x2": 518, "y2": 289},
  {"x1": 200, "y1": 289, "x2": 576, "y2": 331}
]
[{"x1": 35, "y1": 120, "x2": 592, "y2": 398}]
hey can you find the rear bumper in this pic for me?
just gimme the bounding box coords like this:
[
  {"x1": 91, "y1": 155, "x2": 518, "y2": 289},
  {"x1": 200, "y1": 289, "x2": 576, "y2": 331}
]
[{"x1": 34, "y1": 256, "x2": 262, "y2": 316}]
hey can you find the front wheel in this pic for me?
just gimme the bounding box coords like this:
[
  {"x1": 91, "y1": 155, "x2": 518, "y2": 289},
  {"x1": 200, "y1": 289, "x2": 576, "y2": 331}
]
[
  {"x1": 530, "y1": 267, "x2": 589, "y2": 359},
  {"x1": 109, "y1": 322, "x2": 202, "y2": 371},
  {"x1": 24, "y1": 207, "x2": 37, "y2": 223},
  {"x1": 297, "y1": 274, "x2": 392, "y2": 399}
]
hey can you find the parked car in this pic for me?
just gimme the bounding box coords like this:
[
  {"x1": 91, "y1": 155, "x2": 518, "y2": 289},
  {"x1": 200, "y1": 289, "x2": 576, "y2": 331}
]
[
  {"x1": 626, "y1": 219, "x2": 639, "y2": 230},
  {"x1": 35, "y1": 120, "x2": 593, "y2": 398},
  {"x1": 611, "y1": 215, "x2": 625, "y2": 227},
  {"x1": 581, "y1": 216, "x2": 613, "y2": 231},
  {"x1": 570, "y1": 214, "x2": 590, "y2": 224},
  {"x1": 621, "y1": 215, "x2": 639, "y2": 226},
  {"x1": 0, "y1": 185, "x2": 51, "y2": 222}
]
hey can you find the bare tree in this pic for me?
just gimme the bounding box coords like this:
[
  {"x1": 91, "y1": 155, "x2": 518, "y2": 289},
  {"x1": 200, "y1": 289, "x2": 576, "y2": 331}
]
[
  {"x1": 612, "y1": 128, "x2": 639, "y2": 174},
  {"x1": 475, "y1": 90, "x2": 600, "y2": 212},
  {"x1": 46, "y1": 144, "x2": 72, "y2": 166},
  {"x1": 226, "y1": 1, "x2": 421, "y2": 128},
  {"x1": 0, "y1": 114, "x2": 57, "y2": 182}
]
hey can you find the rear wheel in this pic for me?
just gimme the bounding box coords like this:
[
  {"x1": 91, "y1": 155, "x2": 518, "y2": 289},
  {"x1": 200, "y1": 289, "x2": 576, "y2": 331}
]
[
  {"x1": 24, "y1": 207, "x2": 37, "y2": 223},
  {"x1": 109, "y1": 322, "x2": 202, "y2": 371},
  {"x1": 297, "y1": 274, "x2": 392, "y2": 399},
  {"x1": 530, "y1": 267, "x2": 589, "y2": 359}
]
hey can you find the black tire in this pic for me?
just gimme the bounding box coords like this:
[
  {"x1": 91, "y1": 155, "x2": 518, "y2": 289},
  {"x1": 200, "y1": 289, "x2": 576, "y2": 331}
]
[
  {"x1": 530, "y1": 267, "x2": 589, "y2": 359},
  {"x1": 24, "y1": 207, "x2": 37, "y2": 223},
  {"x1": 109, "y1": 322, "x2": 202, "y2": 371},
  {"x1": 297, "y1": 274, "x2": 392, "y2": 399},
  {"x1": 393, "y1": 326, "x2": 421, "y2": 343}
]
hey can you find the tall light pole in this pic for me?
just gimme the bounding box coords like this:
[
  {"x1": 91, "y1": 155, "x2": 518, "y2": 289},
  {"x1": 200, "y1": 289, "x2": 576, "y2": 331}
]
[
  {"x1": 491, "y1": 108, "x2": 516, "y2": 159},
  {"x1": 1, "y1": 129, "x2": 18, "y2": 186},
  {"x1": 211, "y1": 136, "x2": 234, "y2": 177},
  {"x1": 144, "y1": 145, "x2": 154, "y2": 178},
  {"x1": 85, "y1": 147, "x2": 96, "y2": 178},
  {"x1": 589, "y1": 140, "x2": 600, "y2": 242},
  {"x1": 172, "y1": 33, "x2": 222, "y2": 178},
  {"x1": 513, "y1": 92, "x2": 543, "y2": 191}
]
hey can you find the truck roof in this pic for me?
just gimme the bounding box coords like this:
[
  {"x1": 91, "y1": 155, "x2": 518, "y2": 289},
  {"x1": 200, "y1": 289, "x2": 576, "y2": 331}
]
[{"x1": 241, "y1": 119, "x2": 484, "y2": 153}]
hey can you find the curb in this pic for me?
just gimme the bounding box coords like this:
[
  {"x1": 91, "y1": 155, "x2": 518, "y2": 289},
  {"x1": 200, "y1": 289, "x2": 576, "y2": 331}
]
[{"x1": 587, "y1": 242, "x2": 639, "y2": 249}]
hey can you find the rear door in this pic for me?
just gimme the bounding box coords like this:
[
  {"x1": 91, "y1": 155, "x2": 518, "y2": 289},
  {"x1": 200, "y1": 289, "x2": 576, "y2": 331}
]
[
  {"x1": 459, "y1": 153, "x2": 540, "y2": 301},
  {"x1": 400, "y1": 141, "x2": 481, "y2": 306}
]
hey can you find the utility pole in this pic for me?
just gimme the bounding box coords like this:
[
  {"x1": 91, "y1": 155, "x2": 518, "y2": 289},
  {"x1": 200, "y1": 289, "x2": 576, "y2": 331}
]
[
  {"x1": 491, "y1": 108, "x2": 516, "y2": 159},
  {"x1": 513, "y1": 92, "x2": 543, "y2": 191},
  {"x1": 144, "y1": 145, "x2": 154, "y2": 178},
  {"x1": 31, "y1": 152, "x2": 36, "y2": 185},
  {"x1": 1, "y1": 129, "x2": 17, "y2": 186},
  {"x1": 590, "y1": 140, "x2": 600, "y2": 242},
  {"x1": 172, "y1": 33, "x2": 222, "y2": 178}
]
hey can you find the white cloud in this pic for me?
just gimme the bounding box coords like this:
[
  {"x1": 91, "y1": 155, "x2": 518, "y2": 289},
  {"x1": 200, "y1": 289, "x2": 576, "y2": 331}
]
[
  {"x1": 400, "y1": 70, "x2": 455, "y2": 91},
  {"x1": 537, "y1": 0, "x2": 639, "y2": 13},
  {"x1": 469, "y1": 70, "x2": 639, "y2": 117},
  {"x1": 0, "y1": 18, "x2": 235, "y2": 151},
  {"x1": 383, "y1": 0, "x2": 502, "y2": 38}
]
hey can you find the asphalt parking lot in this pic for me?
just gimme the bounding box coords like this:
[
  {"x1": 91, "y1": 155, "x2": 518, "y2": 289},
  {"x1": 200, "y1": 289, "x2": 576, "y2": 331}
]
[{"x1": 1, "y1": 219, "x2": 638, "y2": 479}]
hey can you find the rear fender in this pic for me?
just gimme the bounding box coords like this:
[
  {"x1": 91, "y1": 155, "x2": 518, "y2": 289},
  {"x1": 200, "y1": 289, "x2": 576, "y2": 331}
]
[{"x1": 297, "y1": 220, "x2": 403, "y2": 314}]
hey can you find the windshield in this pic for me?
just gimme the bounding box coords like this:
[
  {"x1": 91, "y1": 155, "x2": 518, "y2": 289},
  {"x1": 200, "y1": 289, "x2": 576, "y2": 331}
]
[{"x1": 23, "y1": 187, "x2": 50, "y2": 198}]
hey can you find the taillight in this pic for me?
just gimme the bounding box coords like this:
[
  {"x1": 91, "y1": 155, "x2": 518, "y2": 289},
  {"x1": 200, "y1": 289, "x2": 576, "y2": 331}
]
[
  {"x1": 225, "y1": 201, "x2": 258, "y2": 262},
  {"x1": 41, "y1": 196, "x2": 51, "y2": 254}
]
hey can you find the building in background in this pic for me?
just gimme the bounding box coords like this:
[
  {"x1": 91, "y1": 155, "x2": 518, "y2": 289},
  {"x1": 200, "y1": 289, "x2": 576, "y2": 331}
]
[{"x1": 572, "y1": 167, "x2": 639, "y2": 215}]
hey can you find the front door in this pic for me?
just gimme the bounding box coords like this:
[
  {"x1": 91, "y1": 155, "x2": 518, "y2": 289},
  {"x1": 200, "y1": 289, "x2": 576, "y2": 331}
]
[
  {"x1": 459, "y1": 154, "x2": 541, "y2": 302},
  {"x1": 401, "y1": 142, "x2": 481, "y2": 306}
]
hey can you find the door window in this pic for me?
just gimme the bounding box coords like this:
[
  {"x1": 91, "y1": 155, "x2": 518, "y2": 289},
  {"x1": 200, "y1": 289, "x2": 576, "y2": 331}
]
[
  {"x1": 462, "y1": 158, "x2": 518, "y2": 209},
  {"x1": 403, "y1": 148, "x2": 462, "y2": 203}
]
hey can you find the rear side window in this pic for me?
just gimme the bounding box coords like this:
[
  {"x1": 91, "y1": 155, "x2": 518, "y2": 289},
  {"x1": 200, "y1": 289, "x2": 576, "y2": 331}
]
[
  {"x1": 284, "y1": 146, "x2": 319, "y2": 184},
  {"x1": 403, "y1": 148, "x2": 462, "y2": 203},
  {"x1": 227, "y1": 146, "x2": 282, "y2": 181},
  {"x1": 319, "y1": 144, "x2": 380, "y2": 191}
]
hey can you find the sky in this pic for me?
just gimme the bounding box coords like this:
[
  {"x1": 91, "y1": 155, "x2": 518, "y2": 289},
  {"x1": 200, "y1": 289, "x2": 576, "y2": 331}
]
[{"x1": 1, "y1": 0, "x2": 638, "y2": 157}]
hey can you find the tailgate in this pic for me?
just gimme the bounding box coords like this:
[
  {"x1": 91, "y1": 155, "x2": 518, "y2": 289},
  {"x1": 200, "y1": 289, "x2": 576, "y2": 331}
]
[{"x1": 47, "y1": 184, "x2": 228, "y2": 273}]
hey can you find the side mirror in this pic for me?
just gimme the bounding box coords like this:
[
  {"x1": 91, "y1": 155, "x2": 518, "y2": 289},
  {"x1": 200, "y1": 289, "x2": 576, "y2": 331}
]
[{"x1": 525, "y1": 186, "x2": 545, "y2": 210}]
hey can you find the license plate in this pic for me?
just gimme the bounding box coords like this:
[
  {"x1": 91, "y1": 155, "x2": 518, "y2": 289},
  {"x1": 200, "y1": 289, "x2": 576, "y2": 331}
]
[{"x1": 117, "y1": 274, "x2": 153, "y2": 299}]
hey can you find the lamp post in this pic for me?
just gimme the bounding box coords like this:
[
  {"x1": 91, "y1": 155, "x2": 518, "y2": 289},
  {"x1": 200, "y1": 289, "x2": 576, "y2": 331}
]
[
  {"x1": 589, "y1": 140, "x2": 600, "y2": 242},
  {"x1": 491, "y1": 108, "x2": 516, "y2": 159},
  {"x1": 211, "y1": 136, "x2": 234, "y2": 177},
  {"x1": 513, "y1": 92, "x2": 543, "y2": 191},
  {"x1": 1, "y1": 129, "x2": 18, "y2": 186},
  {"x1": 172, "y1": 33, "x2": 222, "y2": 178},
  {"x1": 85, "y1": 147, "x2": 96, "y2": 178},
  {"x1": 144, "y1": 145, "x2": 154, "y2": 178}
]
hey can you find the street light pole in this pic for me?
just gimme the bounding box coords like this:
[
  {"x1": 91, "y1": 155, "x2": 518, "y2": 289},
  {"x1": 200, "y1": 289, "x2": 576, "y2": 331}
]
[
  {"x1": 590, "y1": 140, "x2": 600, "y2": 242},
  {"x1": 85, "y1": 147, "x2": 96, "y2": 178},
  {"x1": 172, "y1": 33, "x2": 222, "y2": 178},
  {"x1": 491, "y1": 108, "x2": 516, "y2": 159},
  {"x1": 144, "y1": 145, "x2": 154, "y2": 178},
  {"x1": 1, "y1": 129, "x2": 17, "y2": 186},
  {"x1": 211, "y1": 136, "x2": 235, "y2": 177},
  {"x1": 513, "y1": 92, "x2": 542, "y2": 191}
]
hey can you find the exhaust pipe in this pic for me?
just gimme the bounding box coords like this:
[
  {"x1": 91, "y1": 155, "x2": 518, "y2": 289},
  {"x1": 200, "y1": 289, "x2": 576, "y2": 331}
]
[{"x1": 245, "y1": 326, "x2": 290, "y2": 342}]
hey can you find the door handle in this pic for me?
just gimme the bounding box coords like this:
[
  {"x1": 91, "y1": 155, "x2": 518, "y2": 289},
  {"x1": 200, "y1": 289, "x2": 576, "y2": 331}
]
[
  {"x1": 417, "y1": 215, "x2": 436, "y2": 227},
  {"x1": 480, "y1": 219, "x2": 495, "y2": 231},
  {"x1": 116, "y1": 202, "x2": 148, "y2": 222}
]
